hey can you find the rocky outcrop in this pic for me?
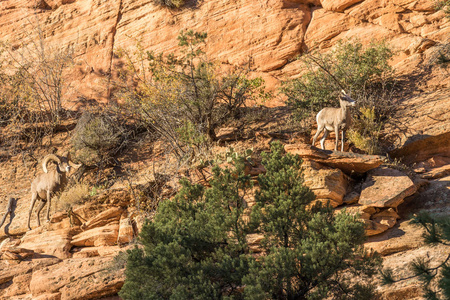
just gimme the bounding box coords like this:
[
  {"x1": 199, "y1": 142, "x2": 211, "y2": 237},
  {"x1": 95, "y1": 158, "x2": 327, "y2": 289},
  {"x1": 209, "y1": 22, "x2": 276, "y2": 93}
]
[
  {"x1": 0, "y1": 199, "x2": 134, "y2": 299},
  {"x1": 0, "y1": 0, "x2": 448, "y2": 103},
  {"x1": 302, "y1": 160, "x2": 348, "y2": 207},
  {"x1": 386, "y1": 89, "x2": 450, "y2": 164},
  {"x1": 359, "y1": 167, "x2": 417, "y2": 208},
  {"x1": 20, "y1": 227, "x2": 79, "y2": 259},
  {"x1": 284, "y1": 143, "x2": 384, "y2": 174},
  {"x1": 29, "y1": 256, "x2": 124, "y2": 300},
  {"x1": 284, "y1": 142, "x2": 423, "y2": 236}
]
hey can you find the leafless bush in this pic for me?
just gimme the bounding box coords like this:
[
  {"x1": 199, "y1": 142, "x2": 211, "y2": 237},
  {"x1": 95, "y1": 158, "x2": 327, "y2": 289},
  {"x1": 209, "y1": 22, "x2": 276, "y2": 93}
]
[
  {"x1": 71, "y1": 109, "x2": 130, "y2": 168},
  {"x1": 0, "y1": 13, "x2": 75, "y2": 150}
]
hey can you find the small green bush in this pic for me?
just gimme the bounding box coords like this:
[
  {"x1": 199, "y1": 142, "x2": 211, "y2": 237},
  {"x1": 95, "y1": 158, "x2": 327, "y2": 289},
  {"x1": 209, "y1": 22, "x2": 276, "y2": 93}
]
[
  {"x1": 348, "y1": 107, "x2": 383, "y2": 154},
  {"x1": 436, "y1": 0, "x2": 450, "y2": 16}
]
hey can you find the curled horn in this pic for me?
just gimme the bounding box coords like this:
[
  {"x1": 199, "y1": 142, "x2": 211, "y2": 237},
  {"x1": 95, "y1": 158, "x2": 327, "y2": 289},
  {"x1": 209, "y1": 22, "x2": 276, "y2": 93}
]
[{"x1": 42, "y1": 154, "x2": 61, "y2": 173}]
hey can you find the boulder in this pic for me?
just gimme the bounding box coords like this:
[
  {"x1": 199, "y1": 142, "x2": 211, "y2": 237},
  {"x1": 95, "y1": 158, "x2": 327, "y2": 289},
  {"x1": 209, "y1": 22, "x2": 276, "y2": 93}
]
[
  {"x1": 389, "y1": 132, "x2": 450, "y2": 165},
  {"x1": 29, "y1": 256, "x2": 124, "y2": 299},
  {"x1": 336, "y1": 205, "x2": 401, "y2": 236},
  {"x1": 365, "y1": 220, "x2": 390, "y2": 236},
  {"x1": 285, "y1": 143, "x2": 384, "y2": 174},
  {"x1": 302, "y1": 160, "x2": 348, "y2": 207},
  {"x1": 413, "y1": 156, "x2": 450, "y2": 173},
  {"x1": 366, "y1": 219, "x2": 426, "y2": 256},
  {"x1": 421, "y1": 164, "x2": 450, "y2": 180},
  {"x1": 71, "y1": 247, "x2": 100, "y2": 259},
  {"x1": 359, "y1": 167, "x2": 417, "y2": 208},
  {"x1": 80, "y1": 207, "x2": 123, "y2": 230},
  {"x1": 19, "y1": 228, "x2": 80, "y2": 259},
  {"x1": 71, "y1": 223, "x2": 120, "y2": 247},
  {"x1": 336, "y1": 205, "x2": 377, "y2": 221}
]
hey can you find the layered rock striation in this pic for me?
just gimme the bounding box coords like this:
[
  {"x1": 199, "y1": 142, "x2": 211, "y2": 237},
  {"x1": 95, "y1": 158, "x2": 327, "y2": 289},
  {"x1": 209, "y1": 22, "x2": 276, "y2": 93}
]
[{"x1": 0, "y1": 0, "x2": 448, "y2": 103}]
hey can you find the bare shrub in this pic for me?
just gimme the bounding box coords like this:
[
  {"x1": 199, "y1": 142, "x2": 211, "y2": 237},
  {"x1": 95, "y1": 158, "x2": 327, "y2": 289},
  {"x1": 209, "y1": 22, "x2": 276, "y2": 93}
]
[
  {"x1": 0, "y1": 14, "x2": 75, "y2": 150},
  {"x1": 72, "y1": 109, "x2": 130, "y2": 168}
]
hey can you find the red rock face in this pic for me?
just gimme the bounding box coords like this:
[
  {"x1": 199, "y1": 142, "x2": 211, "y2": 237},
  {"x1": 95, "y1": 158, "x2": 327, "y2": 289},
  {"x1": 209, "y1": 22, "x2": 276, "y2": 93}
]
[
  {"x1": 0, "y1": 0, "x2": 448, "y2": 104},
  {"x1": 0, "y1": 1, "x2": 448, "y2": 299}
]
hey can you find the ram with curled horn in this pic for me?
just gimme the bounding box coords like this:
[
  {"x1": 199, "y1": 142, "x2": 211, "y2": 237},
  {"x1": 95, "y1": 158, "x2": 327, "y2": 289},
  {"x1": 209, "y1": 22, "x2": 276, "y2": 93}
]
[{"x1": 27, "y1": 151, "x2": 81, "y2": 230}]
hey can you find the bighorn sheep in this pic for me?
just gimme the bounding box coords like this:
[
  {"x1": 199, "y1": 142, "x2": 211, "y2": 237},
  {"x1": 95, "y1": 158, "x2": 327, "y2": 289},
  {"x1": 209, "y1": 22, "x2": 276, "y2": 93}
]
[
  {"x1": 27, "y1": 152, "x2": 80, "y2": 230},
  {"x1": 312, "y1": 90, "x2": 356, "y2": 152}
]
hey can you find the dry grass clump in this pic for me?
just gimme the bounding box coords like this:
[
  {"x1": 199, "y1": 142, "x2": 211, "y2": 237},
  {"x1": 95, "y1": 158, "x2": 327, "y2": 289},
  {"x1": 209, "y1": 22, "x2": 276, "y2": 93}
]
[
  {"x1": 152, "y1": 0, "x2": 185, "y2": 8},
  {"x1": 58, "y1": 183, "x2": 90, "y2": 211}
]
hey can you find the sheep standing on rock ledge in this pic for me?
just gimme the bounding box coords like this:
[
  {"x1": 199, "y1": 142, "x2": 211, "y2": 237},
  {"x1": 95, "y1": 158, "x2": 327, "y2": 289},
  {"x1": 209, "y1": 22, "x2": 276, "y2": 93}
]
[
  {"x1": 27, "y1": 152, "x2": 81, "y2": 230},
  {"x1": 312, "y1": 90, "x2": 356, "y2": 152}
]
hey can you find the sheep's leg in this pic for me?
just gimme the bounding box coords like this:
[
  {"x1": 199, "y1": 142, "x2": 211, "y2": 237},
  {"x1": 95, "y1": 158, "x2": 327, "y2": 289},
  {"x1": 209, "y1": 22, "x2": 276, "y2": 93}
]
[
  {"x1": 312, "y1": 125, "x2": 324, "y2": 148},
  {"x1": 320, "y1": 129, "x2": 328, "y2": 150},
  {"x1": 36, "y1": 200, "x2": 46, "y2": 227},
  {"x1": 334, "y1": 127, "x2": 339, "y2": 151},
  {"x1": 27, "y1": 193, "x2": 37, "y2": 230},
  {"x1": 46, "y1": 190, "x2": 52, "y2": 222},
  {"x1": 341, "y1": 130, "x2": 345, "y2": 152}
]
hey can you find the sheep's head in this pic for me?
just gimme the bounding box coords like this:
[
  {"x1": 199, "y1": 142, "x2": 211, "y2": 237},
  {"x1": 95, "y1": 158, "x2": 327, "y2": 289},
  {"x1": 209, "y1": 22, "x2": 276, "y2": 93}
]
[
  {"x1": 339, "y1": 90, "x2": 356, "y2": 107},
  {"x1": 42, "y1": 152, "x2": 82, "y2": 173}
]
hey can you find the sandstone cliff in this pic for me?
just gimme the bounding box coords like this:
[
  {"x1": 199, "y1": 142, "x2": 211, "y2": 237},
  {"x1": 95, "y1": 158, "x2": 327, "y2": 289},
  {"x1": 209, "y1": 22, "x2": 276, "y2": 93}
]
[
  {"x1": 0, "y1": 0, "x2": 448, "y2": 102},
  {"x1": 0, "y1": 0, "x2": 449, "y2": 299}
]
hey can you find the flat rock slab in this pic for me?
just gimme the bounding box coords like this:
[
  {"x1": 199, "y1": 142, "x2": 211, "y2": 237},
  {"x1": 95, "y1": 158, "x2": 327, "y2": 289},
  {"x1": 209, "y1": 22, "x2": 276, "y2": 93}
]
[
  {"x1": 284, "y1": 143, "x2": 384, "y2": 174},
  {"x1": 71, "y1": 223, "x2": 120, "y2": 247},
  {"x1": 20, "y1": 228, "x2": 80, "y2": 259},
  {"x1": 29, "y1": 256, "x2": 124, "y2": 299},
  {"x1": 359, "y1": 167, "x2": 417, "y2": 208}
]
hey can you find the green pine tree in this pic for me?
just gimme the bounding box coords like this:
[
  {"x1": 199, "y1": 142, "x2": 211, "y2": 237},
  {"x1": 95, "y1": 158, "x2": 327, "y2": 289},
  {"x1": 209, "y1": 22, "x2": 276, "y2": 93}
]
[
  {"x1": 120, "y1": 143, "x2": 380, "y2": 299},
  {"x1": 119, "y1": 157, "x2": 254, "y2": 299},
  {"x1": 244, "y1": 142, "x2": 380, "y2": 300}
]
